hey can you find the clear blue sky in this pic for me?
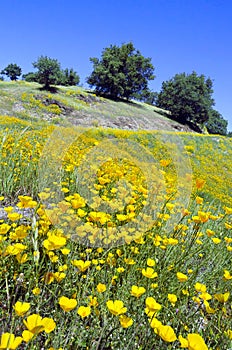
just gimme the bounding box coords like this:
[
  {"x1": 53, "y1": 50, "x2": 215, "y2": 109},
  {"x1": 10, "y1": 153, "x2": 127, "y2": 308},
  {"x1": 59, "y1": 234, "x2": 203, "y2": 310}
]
[{"x1": 1, "y1": 0, "x2": 232, "y2": 130}]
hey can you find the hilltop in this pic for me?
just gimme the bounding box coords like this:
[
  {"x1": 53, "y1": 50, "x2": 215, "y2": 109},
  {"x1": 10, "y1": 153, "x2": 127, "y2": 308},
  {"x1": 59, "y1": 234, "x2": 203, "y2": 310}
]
[{"x1": 0, "y1": 80, "x2": 196, "y2": 132}]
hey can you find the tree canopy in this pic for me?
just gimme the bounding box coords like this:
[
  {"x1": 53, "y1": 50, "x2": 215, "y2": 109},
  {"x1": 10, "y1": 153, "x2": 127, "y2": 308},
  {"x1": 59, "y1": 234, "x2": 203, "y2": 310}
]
[
  {"x1": 156, "y1": 71, "x2": 215, "y2": 127},
  {"x1": 87, "y1": 42, "x2": 155, "y2": 100},
  {"x1": 32, "y1": 56, "x2": 62, "y2": 90},
  {"x1": 22, "y1": 72, "x2": 39, "y2": 82},
  {"x1": 206, "y1": 109, "x2": 228, "y2": 135},
  {"x1": 61, "y1": 68, "x2": 80, "y2": 86},
  {"x1": 1, "y1": 63, "x2": 22, "y2": 80},
  {"x1": 26, "y1": 57, "x2": 79, "y2": 89}
]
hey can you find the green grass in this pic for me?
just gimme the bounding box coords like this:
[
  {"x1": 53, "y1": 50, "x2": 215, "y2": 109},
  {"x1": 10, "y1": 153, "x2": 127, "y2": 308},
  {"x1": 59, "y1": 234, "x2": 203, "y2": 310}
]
[{"x1": 0, "y1": 80, "x2": 192, "y2": 131}]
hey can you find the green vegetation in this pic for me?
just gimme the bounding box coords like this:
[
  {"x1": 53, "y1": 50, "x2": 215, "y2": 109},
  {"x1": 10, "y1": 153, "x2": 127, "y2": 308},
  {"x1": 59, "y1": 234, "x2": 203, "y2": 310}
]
[
  {"x1": 156, "y1": 72, "x2": 213, "y2": 127},
  {"x1": 206, "y1": 109, "x2": 228, "y2": 135},
  {"x1": 0, "y1": 40, "x2": 231, "y2": 349},
  {"x1": 87, "y1": 42, "x2": 155, "y2": 100},
  {"x1": 1, "y1": 63, "x2": 22, "y2": 81},
  {"x1": 155, "y1": 71, "x2": 229, "y2": 135},
  {"x1": 61, "y1": 68, "x2": 80, "y2": 86},
  {"x1": 32, "y1": 56, "x2": 63, "y2": 90},
  {"x1": 0, "y1": 116, "x2": 232, "y2": 349},
  {"x1": 23, "y1": 56, "x2": 80, "y2": 90},
  {"x1": 0, "y1": 81, "x2": 192, "y2": 132},
  {"x1": 0, "y1": 42, "x2": 229, "y2": 134}
]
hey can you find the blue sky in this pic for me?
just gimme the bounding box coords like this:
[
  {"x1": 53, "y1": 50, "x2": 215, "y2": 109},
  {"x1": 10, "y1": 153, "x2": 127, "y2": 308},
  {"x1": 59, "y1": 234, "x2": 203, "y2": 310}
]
[{"x1": 1, "y1": 0, "x2": 232, "y2": 130}]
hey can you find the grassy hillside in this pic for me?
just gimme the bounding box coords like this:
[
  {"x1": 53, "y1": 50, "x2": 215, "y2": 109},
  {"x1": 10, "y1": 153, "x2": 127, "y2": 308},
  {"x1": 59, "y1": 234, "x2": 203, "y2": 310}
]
[
  {"x1": 0, "y1": 80, "x2": 195, "y2": 132},
  {"x1": 0, "y1": 82, "x2": 232, "y2": 349}
]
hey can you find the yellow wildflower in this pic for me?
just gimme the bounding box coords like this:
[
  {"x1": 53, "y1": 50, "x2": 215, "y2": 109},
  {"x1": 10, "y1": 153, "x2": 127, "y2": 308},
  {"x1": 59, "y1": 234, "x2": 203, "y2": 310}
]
[
  {"x1": 13, "y1": 301, "x2": 30, "y2": 316},
  {"x1": 41, "y1": 318, "x2": 56, "y2": 333},
  {"x1": 0, "y1": 223, "x2": 11, "y2": 235},
  {"x1": 179, "y1": 334, "x2": 189, "y2": 348},
  {"x1": 21, "y1": 330, "x2": 34, "y2": 343},
  {"x1": 214, "y1": 292, "x2": 230, "y2": 303},
  {"x1": 199, "y1": 292, "x2": 212, "y2": 301},
  {"x1": 43, "y1": 235, "x2": 66, "y2": 250},
  {"x1": 195, "y1": 282, "x2": 207, "y2": 293},
  {"x1": 147, "y1": 258, "x2": 156, "y2": 266},
  {"x1": 211, "y1": 237, "x2": 221, "y2": 244},
  {"x1": 130, "y1": 285, "x2": 146, "y2": 298},
  {"x1": 196, "y1": 196, "x2": 203, "y2": 204},
  {"x1": 71, "y1": 259, "x2": 91, "y2": 272},
  {"x1": 149, "y1": 317, "x2": 162, "y2": 330},
  {"x1": 224, "y1": 206, "x2": 232, "y2": 215},
  {"x1": 204, "y1": 301, "x2": 216, "y2": 314},
  {"x1": 225, "y1": 329, "x2": 232, "y2": 340},
  {"x1": 158, "y1": 324, "x2": 177, "y2": 342},
  {"x1": 223, "y1": 270, "x2": 232, "y2": 280},
  {"x1": 119, "y1": 315, "x2": 133, "y2": 328},
  {"x1": 59, "y1": 296, "x2": 77, "y2": 312},
  {"x1": 32, "y1": 287, "x2": 41, "y2": 295},
  {"x1": 7, "y1": 212, "x2": 22, "y2": 221},
  {"x1": 96, "y1": 283, "x2": 107, "y2": 293},
  {"x1": 187, "y1": 333, "x2": 208, "y2": 350},
  {"x1": 145, "y1": 297, "x2": 162, "y2": 314},
  {"x1": 5, "y1": 243, "x2": 27, "y2": 255},
  {"x1": 177, "y1": 272, "x2": 188, "y2": 282},
  {"x1": 142, "y1": 267, "x2": 158, "y2": 278},
  {"x1": 23, "y1": 314, "x2": 44, "y2": 334},
  {"x1": 106, "y1": 300, "x2": 127, "y2": 316},
  {"x1": 77, "y1": 306, "x2": 91, "y2": 318},
  {"x1": 168, "y1": 294, "x2": 177, "y2": 306},
  {"x1": 0, "y1": 333, "x2": 22, "y2": 349}
]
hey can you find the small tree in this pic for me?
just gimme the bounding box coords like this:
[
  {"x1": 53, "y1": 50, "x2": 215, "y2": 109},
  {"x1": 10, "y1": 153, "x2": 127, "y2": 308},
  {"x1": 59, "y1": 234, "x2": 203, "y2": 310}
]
[
  {"x1": 87, "y1": 42, "x2": 155, "y2": 100},
  {"x1": 1, "y1": 63, "x2": 22, "y2": 80},
  {"x1": 61, "y1": 68, "x2": 80, "y2": 86},
  {"x1": 22, "y1": 72, "x2": 39, "y2": 82},
  {"x1": 33, "y1": 56, "x2": 62, "y2": 90},
  {"x1": 156, "y1": 71, "x2": 215, "y2": 127},
  {"x1": 206, "y1": 109, "x2": 228, "y2": 135}
]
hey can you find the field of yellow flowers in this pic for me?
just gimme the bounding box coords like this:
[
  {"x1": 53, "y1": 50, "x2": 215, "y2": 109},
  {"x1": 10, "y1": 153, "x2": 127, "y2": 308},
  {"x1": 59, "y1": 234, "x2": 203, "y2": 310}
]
[{"x1": 0, "y1": 116, "x2": 232, "y2": 349}]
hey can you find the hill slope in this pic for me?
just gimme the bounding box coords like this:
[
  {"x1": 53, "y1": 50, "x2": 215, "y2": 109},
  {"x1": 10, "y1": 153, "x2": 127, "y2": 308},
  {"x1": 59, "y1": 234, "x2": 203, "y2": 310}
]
[{"x1": 0, "y1": 81, "x2": 195, "y2": 132}]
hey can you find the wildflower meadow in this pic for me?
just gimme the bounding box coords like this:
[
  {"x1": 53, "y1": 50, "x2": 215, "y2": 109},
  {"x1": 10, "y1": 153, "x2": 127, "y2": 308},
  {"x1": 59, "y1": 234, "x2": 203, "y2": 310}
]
[{"x1": 0, "y1": 115, "x2": 232, "y2": 349}]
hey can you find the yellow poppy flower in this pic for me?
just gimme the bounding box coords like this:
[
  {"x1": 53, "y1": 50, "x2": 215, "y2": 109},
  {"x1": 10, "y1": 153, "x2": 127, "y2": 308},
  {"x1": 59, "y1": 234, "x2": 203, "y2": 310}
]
[
  {"x1": 119, "y1": 315, "x2": 133, "y2": 328},
  {"x1": 142, "y1": 267, "x2": 158, "y2": 278},
  {"x1": 13, "y1": 301, "x2": 30, "y2": 316},
  {"x1": 59, "y1": 296, "x2": 77, "y2": 312},
  {"x1": 158, "y1": 324, "x2": 177, "y2": 342},
  {"x1": 0, "y1": 333, "x2": 22, "y2": 349},
  {"x1": 130, "y1": 285, "x2": 146, "y2": 298},
  {"x1": 77, "y1": 306, "x2": 91, "y2": 318},
  {"x1": 106, "y1": 300, "x2": 127, "y2": 316},
  {"x1": 177, "y1": 272, "x2": 188, "y2": 282}
]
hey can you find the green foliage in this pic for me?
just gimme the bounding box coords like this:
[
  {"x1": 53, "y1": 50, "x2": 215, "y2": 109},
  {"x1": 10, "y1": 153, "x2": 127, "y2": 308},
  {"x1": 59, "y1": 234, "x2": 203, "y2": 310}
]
[
  {"x1": 206, "y1": 109, "x2": 228, "y2": 135},
  {"x1": 22, "y1": 72, "x2": 39, "y2": 82},
  {"x1": 134, "y1": 89, "x2": 158, "y2": 105},
  {"x1": 156, "y1": 71, "x2": 215, "y2": 127},
  {"x1": 61, "y1": 68, "x2": 80, "y2": 86},
  {"x1": 87, "y1": 42, "x2": 155, "y2": 100},
  {"x1": 1, "y1": 63, "x2": 22, "y2": 80},
  {"x1": 33, "y1": 56, "x2": 62, "y2": 90},
  {"x1": 25, "y1": 60, "x2": 79, "y2": 89}
]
